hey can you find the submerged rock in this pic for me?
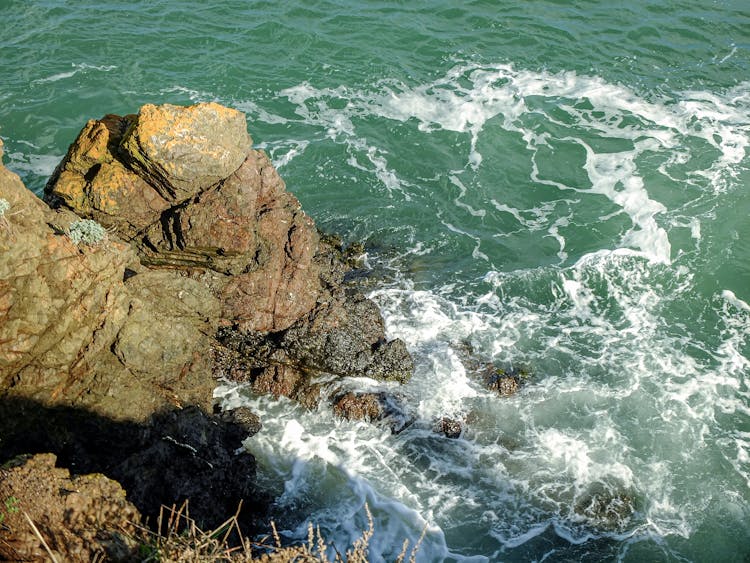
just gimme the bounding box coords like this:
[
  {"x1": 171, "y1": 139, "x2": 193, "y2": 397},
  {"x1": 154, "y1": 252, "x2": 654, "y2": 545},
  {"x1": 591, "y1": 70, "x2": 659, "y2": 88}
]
[
  {"x1": 451, "y1": 340, "x2": 530, "y2": 397},
  {"x1": 0, "y1": 453, "x2": 143, "y2": 562},
  {"x1": 574, "y1": 487, "x2": 635, "y2": 530},
  {"x1": 484, "y1": 367, "x2": 522, "y2": 396}
]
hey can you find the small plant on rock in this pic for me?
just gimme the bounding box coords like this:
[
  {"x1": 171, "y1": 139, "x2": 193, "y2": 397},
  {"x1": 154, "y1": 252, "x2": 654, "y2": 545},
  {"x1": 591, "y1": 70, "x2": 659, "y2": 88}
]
[
  {"x1": 68, "y1": 218, "x2": 107, "y2": 245},
  {"x1": 0, "y1": 496, "x2": 19, "y2": 524},
  {"x1": 0, "y1": 198, "x2": 9, "y2": 227}
]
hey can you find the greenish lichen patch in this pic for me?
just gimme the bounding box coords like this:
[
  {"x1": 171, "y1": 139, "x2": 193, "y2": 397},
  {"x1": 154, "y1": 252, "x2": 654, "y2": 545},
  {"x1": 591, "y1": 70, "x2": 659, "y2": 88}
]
[{"x1": 69, "y1": 218, "x2": 107, "y2": 245}]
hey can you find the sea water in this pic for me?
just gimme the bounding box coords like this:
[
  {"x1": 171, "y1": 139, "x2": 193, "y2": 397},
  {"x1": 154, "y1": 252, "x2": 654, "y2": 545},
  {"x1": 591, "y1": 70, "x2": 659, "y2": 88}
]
[{"x1": 2, "y1": 1, "x2": 749, "y2": 560}]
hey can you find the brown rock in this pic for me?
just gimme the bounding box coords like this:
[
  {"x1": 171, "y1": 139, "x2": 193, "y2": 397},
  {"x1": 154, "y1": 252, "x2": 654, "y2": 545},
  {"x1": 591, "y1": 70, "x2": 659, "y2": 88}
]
[
  {"x1": 0, "y1": 453, "x2": 143, "y2": 562},
  {"x1": 1, "y1": 158, "x2": 135, "y2": 401},
  {"x1": 218, "y1": 151, "x2": 320, "y2": 331},
  {"x1": 333, "y1": 392, "x2": 383, "y2": 421},
  {"x1": 1, "y1": 148, "x2": 216, "y2": 421},
  {"x1": 434, "y1": 417, "x2": 463, "y2": 438},
  {"x1": 45, "y1": 114, "x2": 170, "y2": 239},
  {"x1": 114, "y1": 270, "x2": 220, "y2": 376},
  {"x1": 121, "y1": 102, "x2": 252, "y2": 203},
  {"x1": 252, "y1": 364, "x2": 302, "y2": 398},
  {"x1": 10, "y1": 100, "x2": 413, "y2": 427}
]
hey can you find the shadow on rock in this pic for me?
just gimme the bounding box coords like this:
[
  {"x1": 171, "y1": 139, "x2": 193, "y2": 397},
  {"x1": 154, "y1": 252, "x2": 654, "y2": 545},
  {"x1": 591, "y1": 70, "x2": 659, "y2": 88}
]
[{"x1": 0, "y1": 397, "x2": 268, "y2": 535}]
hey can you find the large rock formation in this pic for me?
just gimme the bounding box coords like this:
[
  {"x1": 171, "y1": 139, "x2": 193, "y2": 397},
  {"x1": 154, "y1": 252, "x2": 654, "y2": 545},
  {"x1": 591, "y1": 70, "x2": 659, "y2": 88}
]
[
  {"x1": 42, "y1": 101, "x2": 413, "y2": 405},
  {"x1": 0, "y1": 102, "x2": 414, "y2": 550}
]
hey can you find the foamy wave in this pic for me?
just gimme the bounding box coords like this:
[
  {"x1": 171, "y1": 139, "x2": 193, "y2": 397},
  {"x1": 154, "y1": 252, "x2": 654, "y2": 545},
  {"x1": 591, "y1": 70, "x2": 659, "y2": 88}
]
[
  {"x1": 276, "y1": 63, "x2": 748, "y2": 264},
  {"x1": 6, "y1": 151, "x2": 63, "y2": 178},
  {"x1": 33, "y1": 63, "x2": 117, "y2": 84}
]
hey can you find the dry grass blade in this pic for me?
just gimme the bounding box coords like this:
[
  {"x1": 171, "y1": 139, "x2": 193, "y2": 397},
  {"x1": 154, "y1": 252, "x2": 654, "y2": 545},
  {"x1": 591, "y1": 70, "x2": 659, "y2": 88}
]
[
  {"x1": 395, "y1": 538, "x2": 411, "y2": 563},
  {"x1": 123, "y1": 500, "x2": 423, "y2": 562},
  {"x1": 271, "y1": 520, "x2": 282, "y2": 548},
  {"x1": 23, "y1": 512, "x2": 58, "y2": 563}
]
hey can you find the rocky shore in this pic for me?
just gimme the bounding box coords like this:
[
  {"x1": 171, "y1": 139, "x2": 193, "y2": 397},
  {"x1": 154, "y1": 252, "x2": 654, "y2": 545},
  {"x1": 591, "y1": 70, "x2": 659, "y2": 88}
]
[{"x1": 0, "y1": 103, "x2": 413, "y2": 561}]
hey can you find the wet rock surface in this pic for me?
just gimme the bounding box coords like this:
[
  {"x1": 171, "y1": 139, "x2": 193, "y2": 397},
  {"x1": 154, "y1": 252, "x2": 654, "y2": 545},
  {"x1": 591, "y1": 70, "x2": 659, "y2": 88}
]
[
  {"x1": 484, "y1": 367, "x2": 524, "y2": 396},
  {"x1": 214, "y1": 235, "x2": 414, "y2": 407},
  {"x1": 574, "y1": 487, "x2": 635, "y2": 530},
  {"x1": 434, "y1": 417, "x2": 464, "y2": 439},
  {"x1": 333, "y1": 392, "x2": 384, "y2": 421},
  {"x1": 452, "y1": 340, "x2": 530, "y2": 397}
]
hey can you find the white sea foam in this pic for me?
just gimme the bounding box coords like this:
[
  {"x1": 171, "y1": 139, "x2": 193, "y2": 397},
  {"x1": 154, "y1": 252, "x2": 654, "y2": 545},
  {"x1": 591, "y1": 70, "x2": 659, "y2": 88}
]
[
  {"x1": 6, "y1": 151, "x2": 63, "y2": 178},
  {"x1": 276, "y1": 62, "x2": 748, "y2": 264},
  {"x1": 235, "y1": 99, "x2": 290, "y2": 125},
  {"x1": 209, "y1": 62, "x2": 750, "y2": 560},
  {"x1": 33, "y1": 63, "x2": 117, "y2": 84},
  {"x1": 256, "y1": 139, "x2": 310, "y2": 169}
]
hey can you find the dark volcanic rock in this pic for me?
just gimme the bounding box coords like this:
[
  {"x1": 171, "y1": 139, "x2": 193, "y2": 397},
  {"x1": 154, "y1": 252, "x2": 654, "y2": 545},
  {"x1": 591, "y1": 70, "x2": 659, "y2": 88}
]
[
  {"x1": 0, "y1": 399, "x2": 267, "y2": 535},
  {"x1": 280, "y1": 289, "x2": 412, "y2": 383},
  {"x1": 112, "y1": 406, "x2": 262, "y2": 531},
  {"x1": 452, "y1": 341, "x2": 530, "y2": 397},
  {"x1": 434, "y1": 417, "x2": 463, "y2": 439}
]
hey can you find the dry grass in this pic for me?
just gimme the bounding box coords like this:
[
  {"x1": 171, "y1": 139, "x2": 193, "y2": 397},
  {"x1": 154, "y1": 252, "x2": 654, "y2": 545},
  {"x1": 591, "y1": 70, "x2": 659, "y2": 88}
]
[{"x1": 130, "y1": 501, "x2": 425, "y2": 563}]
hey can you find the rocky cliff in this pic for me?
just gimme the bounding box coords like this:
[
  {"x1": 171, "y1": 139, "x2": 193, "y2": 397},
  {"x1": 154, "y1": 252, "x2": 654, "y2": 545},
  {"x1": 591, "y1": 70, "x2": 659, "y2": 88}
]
[{"x1": 0, "y1": 103, "x2": 413, "y2": 557}]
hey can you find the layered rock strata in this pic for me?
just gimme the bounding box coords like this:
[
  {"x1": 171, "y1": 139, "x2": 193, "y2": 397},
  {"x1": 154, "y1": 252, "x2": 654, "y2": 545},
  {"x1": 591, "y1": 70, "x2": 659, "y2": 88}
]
[{"x1": 41, "y1": 102, "x2": 413, "y2": 406}]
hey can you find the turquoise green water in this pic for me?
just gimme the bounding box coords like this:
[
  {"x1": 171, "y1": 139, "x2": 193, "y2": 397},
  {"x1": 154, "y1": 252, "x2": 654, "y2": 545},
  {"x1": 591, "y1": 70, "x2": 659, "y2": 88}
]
[{"x1": 2, "y1": 2, "x2": 750, "y2": 561}]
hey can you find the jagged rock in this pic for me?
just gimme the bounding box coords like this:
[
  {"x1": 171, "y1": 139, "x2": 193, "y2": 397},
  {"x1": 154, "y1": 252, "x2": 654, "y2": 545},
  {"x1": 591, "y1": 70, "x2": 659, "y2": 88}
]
[
  {"x1": 452, "y1": 341, "x2": 530, "y2": 397},
  {"x1": 47, "y1": 109, "x2": 322, "y2": 333},
  {"x1": 121, "y1": 102, "x2": 252, "y2": 203},
  {"x1": 113, "y1": 270, "x2": 220, "y2": 377},
  {"x1": 112, "y1": 406, "x2": 262, "y2": 531},
  {"x1": 331, "y1": 391, "x2": 413, "y2": 433},
  {"x1": 0, "y1": 163, "x2": 216, "y2": 419},
  {"x1": 485, "y1": 370, "x2": 521, "y2": 396},
  {"x1": 333, "y1": 392, "x2": 383, "y2": 421},
  {"x1": 0, "y1": 399, "x2": 267, "y2": 537},
  {"x1": 216, "y1": 150, "x2": 321, "y2": 331},
  {"x1": 45, "y1": 113, "x2": 170, "y2": 239},
  {"x1": 0, "y1": 453, "x2": 143, "y2": 562},
  {"x1": 434, "y1": 417, "x2": 463, "y2": 438},
  {"x1": 220, "y1": 406, "x2": 262, "y2": 435}
]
